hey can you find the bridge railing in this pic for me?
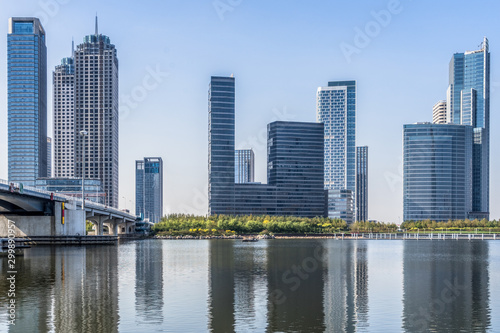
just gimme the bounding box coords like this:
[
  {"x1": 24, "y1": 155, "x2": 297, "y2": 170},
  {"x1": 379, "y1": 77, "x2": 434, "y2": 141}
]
[{"x1": 0, "y1": 179, "x2": 134, "y2": 219}]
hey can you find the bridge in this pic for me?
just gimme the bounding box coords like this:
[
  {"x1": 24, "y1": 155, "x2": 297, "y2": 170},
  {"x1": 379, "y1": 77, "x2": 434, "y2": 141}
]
[{"x1": 0, "y1": 179, "x2": 136, "y2": 239}]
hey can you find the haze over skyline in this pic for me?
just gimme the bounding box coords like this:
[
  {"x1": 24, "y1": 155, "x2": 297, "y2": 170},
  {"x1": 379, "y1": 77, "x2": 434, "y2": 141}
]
[{"x1": 1, "y1": 0, "x2": 499, "y2": 222}]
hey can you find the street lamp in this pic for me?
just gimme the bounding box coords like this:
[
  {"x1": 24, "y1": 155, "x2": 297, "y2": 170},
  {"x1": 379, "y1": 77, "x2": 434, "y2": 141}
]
[{"x1": 80, "y1": 130, "x2": 88, "y2": 217}]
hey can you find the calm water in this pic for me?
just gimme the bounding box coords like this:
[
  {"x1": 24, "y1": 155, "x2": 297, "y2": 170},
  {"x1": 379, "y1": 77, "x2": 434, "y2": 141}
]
[{"x1": 1, "y1": 239, "x2": 499, "y2": 332}]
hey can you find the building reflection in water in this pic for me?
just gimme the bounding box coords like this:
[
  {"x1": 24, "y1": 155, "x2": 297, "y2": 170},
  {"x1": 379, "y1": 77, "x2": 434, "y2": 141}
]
[
  {"x1": 135, "y1": 240, "x2": 164, "y2": 325},
  {"x1": 323, "y1": 240, "x2": 369, "y2": 332},
  {"x1": 402, "y1": 241, "x2": 490, "y2": 332}
]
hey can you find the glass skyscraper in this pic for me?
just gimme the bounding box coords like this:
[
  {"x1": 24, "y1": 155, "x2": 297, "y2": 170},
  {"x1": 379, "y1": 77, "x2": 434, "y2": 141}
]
[
  {"x1": 356, "y1": 146, "x2": 368, "y2": 222},
  {"x1": 447, "y1": 38, "x2": 490, "y2": 219},
  {"x1": 136, "y1": 157, "x2": 163, "y2": 223},
  {"x1": 403, "y1": 123, "x2": 473, "y2": 221},
  {"x1": 208, "y1": 76, "x2": 235, "y2": 215},
  {"x1": 235, "y1": 149, "x2": 255, "y2": 183},
  {"x1": 317, "y1": 80, "x2": 356, "y2": 222},
  {"x1": 7, "y1": 17, "x2": 47, "y2": 185},
  {"x1": 268, "y1": 121, "x2": 326, "y2": 217}
]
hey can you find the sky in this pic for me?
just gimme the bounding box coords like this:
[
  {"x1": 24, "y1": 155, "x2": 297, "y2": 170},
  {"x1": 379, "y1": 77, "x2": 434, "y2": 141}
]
[{"x1": 0, "y1": 0, "x2": 499, "y2": 222}]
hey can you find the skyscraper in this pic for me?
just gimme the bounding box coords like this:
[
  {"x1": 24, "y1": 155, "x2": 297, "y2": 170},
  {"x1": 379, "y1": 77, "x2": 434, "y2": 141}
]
[
  {"x1": 317, "y1": 80, "x2": 356, "y2": 223},
  {"x1": 268, "y1": 121, "x2": 326, "y2": 217},
  {"x1": 208, "y1": 76, "x2": 235, "y2": 215},
  {"x1": 47, "y1": 137, "x2": 52, "y2": 177},
  {"x1": 356, "y1": 146, "x2": 368, "y2": 222},
  {"x1": 432, "y1": 100, "x2": 447, "y2": 124},
  {"x1": 235, "y1": 149, "x2": 255, "y2": 183},
  {"x1": 7, "y1": 17, "x2": 47, "y2": 185},
  {"x1": 136, "y1": 158, "x2": 163, "y2": 223},
  {"x1": 74, "y1": 18, "x2": 119, "y2": 207},
  {"x1": 53, "y1": 55, "x2": 75, "y2": 178},
  {"x1": 403, "y1": 123, "x2": 473, "y2": 221},
  {"x1": 447, "y1": 38, "x2": 490, "y2": 219}
]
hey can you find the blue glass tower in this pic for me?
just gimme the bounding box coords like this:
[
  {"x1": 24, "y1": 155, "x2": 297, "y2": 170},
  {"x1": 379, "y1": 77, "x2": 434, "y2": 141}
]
[
  {"x1": 403, "y1": 123, "x2": 473, "y2": 221},
  {"x1": 7, "y1": 17, "x2": 47, "y2": 185},
  {"x1": 136, "y1": 158, "x2": 163, "y2": 223},
  {"x1": 208, "y1": 76, "x2": 235, "y2": 215},
  {"x1": 447, "y1": 38, "x2": 490, "y2": 219},
  {"x1": 317, "y1": 80, "x2": 356, "y2": 223}
]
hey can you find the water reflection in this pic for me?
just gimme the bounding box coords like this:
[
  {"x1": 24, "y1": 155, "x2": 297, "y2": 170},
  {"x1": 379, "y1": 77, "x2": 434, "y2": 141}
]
[
  {"x1": 0, "y1": 239, "x2": 496, "y2": 332},
  {"x1": 135, "y1": 240, "x2": 163, "y2": 324},
  {"x1": 402, "y1": 241, "x2": 490, "y2": 332}
]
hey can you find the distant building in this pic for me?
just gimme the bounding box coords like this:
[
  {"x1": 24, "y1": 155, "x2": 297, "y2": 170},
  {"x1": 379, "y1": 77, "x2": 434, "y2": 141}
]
[
  {"x1": 317, "y1": 80, "x2": 356, "y2": 223},
  {"x1": 35, "y1": 177, "x2": 105, "y2": 204},
  {"x1": 267, "y1": 121, "x2": 326, "y2": 217},
  {"x1": 447, "y1": 37, "x2": 490, "y2": 220},
  {"x1": 74, "y1": 18, "x2": 119, "y2": 207},
  {"x1": 53, "y1": 56, "x2": 75, "y2": 178},
  {"x1": 432, "y1": 100, "x2": 447, "y2": 124},
  {"x1": 136, "y1": 158, "x2": 163, "y2": 223},
  {"x1": 403, "y1": 123, "x2": 473, "y2": 221},
  {"x1": 235, "y1": 149, "x2": 255, "y2": 183},
  {"x1": 8, "y1": 17, "x2": 47, "y2": 185},
  {"x1": 356, "y1": 146, "x2": 368, "y2": 222},
  {"x1": 208, "y1": 76, "x2": 235, "y2": 215}
]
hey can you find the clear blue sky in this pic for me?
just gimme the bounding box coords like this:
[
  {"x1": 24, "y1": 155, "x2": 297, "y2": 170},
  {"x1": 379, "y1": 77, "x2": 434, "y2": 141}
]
[{"x1": 1, "y1": 0, "x2": 499, "y2": 222}]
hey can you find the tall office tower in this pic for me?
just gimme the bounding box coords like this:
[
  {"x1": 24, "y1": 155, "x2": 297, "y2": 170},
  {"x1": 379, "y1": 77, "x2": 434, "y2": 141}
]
[
  {"x1": 356, "y1": 146, "x2": 368, "y2": 222},
  {"x1": 208, "y1": 76, "x2": 235, "y2": 215},
  {"x1": 135, "y1": 157, "x2": 163, "y2": 223},
  {"x1": 235, "y1": 149, "x2": 255, "y2": 183},
  {"x1": 432, "y1": 100, "x2": 447, "y2": 124},
  {"x1": 53, "y1": 56, "x2": 75, "y2": 178},
  {"x1": 74, "y1": 18, "x2": 119, "y2": 207},
  {"x1": 7, "y1": 18, "x2": 47, "y2": 185},
  {"x1": 47, "y1": 137, "x2": 52, "y2": 177},
  {"x1": 447, "y1": 38, "x2": 490, "y2": 219},
  {"x1": 403, "y1": 123, "x2": 473, "y2": 221},
  {"x1": 317, "y1": 81, "x2": 356, "y2": 223},
  {"x1": 268, "y1": 121, "x2": 326, "y2": 217}
]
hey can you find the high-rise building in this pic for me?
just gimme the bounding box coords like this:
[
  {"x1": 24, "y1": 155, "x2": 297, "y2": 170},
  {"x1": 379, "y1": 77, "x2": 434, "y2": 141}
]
[
  {"x1": 356, "y1": 146, "x2": 368, "y2": 222},
  {"x1": 7, "y1": 17, "x2": 47, "y2": 185},
  {"x1": 235, "y1": 149, "x2": 255, "y2": 183},
  {"x1": 208, "y1": 76, "x2": 235, "y2": 215},
  {"x1": 317, "y1": 80, "x2": 356, "y2": 223},
  {"x1": 403, "y1": 123, "x2": 473, "y2": 222},
  {"x1": 53, "y1": 56, "x2": 75, "y2": 178},
  {"x1": 267, "y1": 121, "x2": 326, "y2": 217},
  {"x1": 47, "y1": 137, "x2": 52, "y2": 177},
  {"x1": 432, "y1": 100, "x2": 447, "y2": 124},
  {"x1": 447, "y1": 38, "x2": 490, "y2": 219},
  {"x1": 74, "y1": 18, "x2": 119, "y2": 207},
  {"x1": 136, "y1": 158, "x2": 163, "y2": 223}
]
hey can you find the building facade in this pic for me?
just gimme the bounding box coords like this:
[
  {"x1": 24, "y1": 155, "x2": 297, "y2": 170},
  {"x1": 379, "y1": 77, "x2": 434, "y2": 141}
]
[
  {"x1": 356, "y1": 146, "x2": 368, "y2": 222},
  {"x1": 235, "y1": 149, "x2": 255, "y2": 183},
  {"x1": 208, "y1": 76, "x2": 235, "y2": 215},
  {"x1": 447, "y1": 38, "x2": 490, "y2": 219},
  {"x1": 53, "y1": 56, "x2": 75, "y2": 178},
  {"x1": 432, "y1": 100, "x2": 447, "y2": 124},
  {"x1": 317, "y1": 80, "x2": 356, "y2": 223},
  {"x1": 47, "y1": 137, "x2": 52, "y2": 177},
  {"x1": 7, "y1": 17, "x2": 47, "y2": 185},
  {"x1": 403, "y1": 123, "x2": 473, "y2": 222},
  {"x1": 267, "y1": 121, "x2": 326, "y2": 217},
  {"x1": 74, "y1": 21, "x2": 119, "y2": 207},
  {"x1": 136, "y1": 158, "x2": 163, "y2": 223}
]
